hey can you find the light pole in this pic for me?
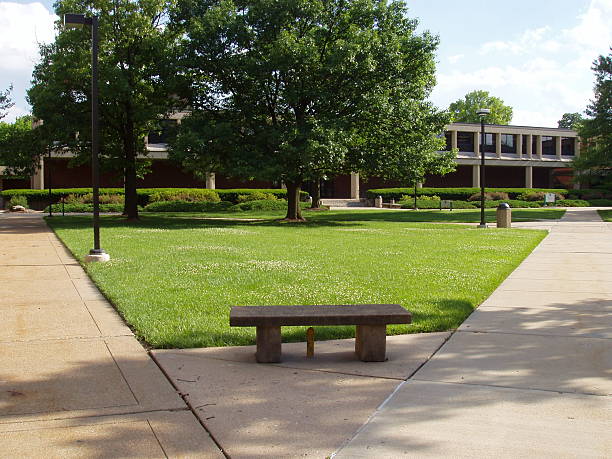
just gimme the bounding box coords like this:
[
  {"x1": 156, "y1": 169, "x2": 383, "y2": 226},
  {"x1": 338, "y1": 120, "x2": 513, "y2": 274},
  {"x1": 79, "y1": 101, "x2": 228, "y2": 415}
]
[
  {"x1": 64, "y1": 13, "x2": 109, "y2": 262},
  {"x1": 476, "y1": 108, "x2": 490, "y2": 228}
]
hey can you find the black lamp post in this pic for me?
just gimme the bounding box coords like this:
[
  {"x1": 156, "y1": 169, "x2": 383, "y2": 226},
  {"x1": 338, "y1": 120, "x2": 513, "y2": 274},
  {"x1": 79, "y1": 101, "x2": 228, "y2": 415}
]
[
  {"x1": 47, "y1": 148, "x2": 52, "y2": 217},
  {"x1": 64, "y1": 13, "x2": 109, "y2": 262},
  {"x1": 476, "y1": 108, "x2": 490, "y2": 228}
]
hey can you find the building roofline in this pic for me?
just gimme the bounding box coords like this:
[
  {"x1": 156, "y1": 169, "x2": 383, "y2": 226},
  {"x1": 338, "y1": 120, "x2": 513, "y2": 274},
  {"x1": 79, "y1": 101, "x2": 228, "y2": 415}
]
[{"x1": 448, "y1": 122, "x2": 577, "y2": 134}]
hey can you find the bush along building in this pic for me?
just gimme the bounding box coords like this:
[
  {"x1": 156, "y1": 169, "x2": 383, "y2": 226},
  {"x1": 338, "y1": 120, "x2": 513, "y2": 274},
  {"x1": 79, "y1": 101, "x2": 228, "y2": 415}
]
[{"x1": 7, "y1": 122, "x2": 579, "y2": 199}]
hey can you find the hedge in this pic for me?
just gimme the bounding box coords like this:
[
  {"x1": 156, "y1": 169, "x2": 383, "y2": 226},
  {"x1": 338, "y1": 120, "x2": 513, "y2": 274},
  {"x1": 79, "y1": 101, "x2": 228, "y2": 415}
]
[
  {"x1": 143, "y1": 201, "x2": 233, "y2": 212},
  {"x1": 366, "y1": 187, "x2": 569, "y2": 201},
  {"x1": 1, "y1": 187, "x2": 309, "y2": 206},
  {"x1": 44, "y1": 203, "x2": 133, "y2": 213}
]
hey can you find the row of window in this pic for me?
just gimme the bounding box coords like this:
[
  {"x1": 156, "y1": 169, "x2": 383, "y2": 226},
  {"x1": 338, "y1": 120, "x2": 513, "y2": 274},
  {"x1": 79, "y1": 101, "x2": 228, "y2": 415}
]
[{"x1": 443, "y1": 132, "x2": 575, "y2": 156}]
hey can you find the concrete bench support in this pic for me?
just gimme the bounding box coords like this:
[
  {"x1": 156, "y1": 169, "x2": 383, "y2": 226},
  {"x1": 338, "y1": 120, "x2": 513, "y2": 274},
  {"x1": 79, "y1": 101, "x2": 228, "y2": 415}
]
[
  {"x1": 355, "y1": 325, "x2": 386, "y2": 361},
  {"x1": 256, "y1": 326, "x2": 282, "y2": 363}
]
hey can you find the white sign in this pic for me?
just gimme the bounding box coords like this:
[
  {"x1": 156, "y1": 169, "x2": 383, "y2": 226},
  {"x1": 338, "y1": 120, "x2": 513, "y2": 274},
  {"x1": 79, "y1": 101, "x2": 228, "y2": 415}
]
[{"x1": 544, "y1": 193, "x2": 556, "y2": 203}]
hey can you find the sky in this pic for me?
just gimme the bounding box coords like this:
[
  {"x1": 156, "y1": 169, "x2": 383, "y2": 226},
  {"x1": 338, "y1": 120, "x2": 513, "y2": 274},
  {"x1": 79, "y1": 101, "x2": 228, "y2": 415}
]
[{"x1": 1, "y1": 0, "x2": 610, "y2": 127}]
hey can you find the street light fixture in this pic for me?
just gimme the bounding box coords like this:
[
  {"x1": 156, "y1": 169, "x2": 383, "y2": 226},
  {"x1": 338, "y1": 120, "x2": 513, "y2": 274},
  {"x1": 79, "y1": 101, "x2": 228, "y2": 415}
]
[
  {"x1": 64, "y1": 13, "x2": 109, "y2": 262},
  {"x1": 476, "y1": 108, "x2": 490, "y2": 228}
]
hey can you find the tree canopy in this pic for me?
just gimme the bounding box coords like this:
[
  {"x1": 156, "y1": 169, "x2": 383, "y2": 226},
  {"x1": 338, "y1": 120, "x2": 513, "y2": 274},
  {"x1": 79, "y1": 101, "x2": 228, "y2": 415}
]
[
  {"x1": 448, "y1": 90, "x2": 513, "y2": 125},
  {"x1": 28, "y1": 0, "x2": 180, "y2": 219},
  {"x1": 573, "y1": 50, "x2": 612, "y2": 188},
  {"x1": 0, "y1": 116, "x2": 40, "y2": 176},
  {"x1": 169, "y1": 0, "x2": 450, "y2": 220},
  {"x1": 558, "y1": 112, "x2": 584, "y2": 130},
  {"x1": 0, "y1": 85, "x2": 14, "y2": 121}
]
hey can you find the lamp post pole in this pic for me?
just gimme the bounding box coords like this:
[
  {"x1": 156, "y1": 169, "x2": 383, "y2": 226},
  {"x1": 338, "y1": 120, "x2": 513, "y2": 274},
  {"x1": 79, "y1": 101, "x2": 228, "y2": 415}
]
[
  {"x1": 47, "y1": 148, "x2": 52, "y2": 217},
  {"x1": 476, "y1": 108, "x2": 490, "y2": 228},
  {"x1": 89, "y1": 15, "x2": 103, "y2": 256},
  {"x1": 64, "y1": 13, "x2": 109, "y2": 262}
]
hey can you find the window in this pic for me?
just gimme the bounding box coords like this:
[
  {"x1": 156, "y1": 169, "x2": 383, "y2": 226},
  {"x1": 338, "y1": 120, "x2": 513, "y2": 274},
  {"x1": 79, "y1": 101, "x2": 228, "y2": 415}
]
[
  {"x1": 522, "y1": 135, "x2": 528, "y2": 155},
  {"x1": 501, "y1": 134, "x2": 516, "y2": 153},
  {"x1": 483, "y1": 133, "x2": 496, "y2": 153},
  {"x1": 542, "y1": 136, "x2": 555, "y2": 155},
  {"x1": 561, "y1": 137, "x2": 575, "y2": 156},
  {"x1": 457, "y1": 131, "x2": 474, "y2": 152},
  {"x1": 148, "y1": 120, "x2": 177, "y2": 144}
]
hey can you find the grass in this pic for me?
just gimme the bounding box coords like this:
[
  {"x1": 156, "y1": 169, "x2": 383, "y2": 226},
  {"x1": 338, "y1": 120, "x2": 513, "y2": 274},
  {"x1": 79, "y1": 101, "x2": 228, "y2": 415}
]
[
  {"x1": 141, "y1": 207, "x2": 566, "y2": 223},
  {"x1": 598, "y1": 210, "x2": 612, "y2": 222},
  {"x1": 47, "y1": 211, "x2": 549, "y2": 349}
]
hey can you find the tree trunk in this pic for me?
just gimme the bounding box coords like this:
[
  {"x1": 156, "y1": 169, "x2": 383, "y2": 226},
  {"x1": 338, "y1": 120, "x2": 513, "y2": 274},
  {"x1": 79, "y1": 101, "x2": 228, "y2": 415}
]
[
  {"x1": 285, "y1": 181, "x2": 304, "y2": 221},
  {"x1": 122, "y1": 114, "x2": 139, "y2": 220},
  {"x1": 311, "y1": 177, "x2": 321, "y2": 209}
]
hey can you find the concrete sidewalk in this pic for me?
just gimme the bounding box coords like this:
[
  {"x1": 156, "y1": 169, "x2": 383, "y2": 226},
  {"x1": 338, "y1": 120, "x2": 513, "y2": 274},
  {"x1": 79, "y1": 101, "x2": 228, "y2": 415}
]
[
  {"x1": 334, "y1": 208, "x2": 612, "y2": 458},
  {"x1": 0, "y1": 214, "x2": 223, "y2": 458}
]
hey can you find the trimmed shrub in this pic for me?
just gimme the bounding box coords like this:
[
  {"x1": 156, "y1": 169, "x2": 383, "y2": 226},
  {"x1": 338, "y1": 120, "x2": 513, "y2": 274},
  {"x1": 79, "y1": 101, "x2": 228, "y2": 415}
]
[
  {"x1": 8, "y1": 195, "x2": 28, "y2": 208},
  {"x1": 216, "y1": 189, "x2": 309, "y2": 203},
  {"x1": 473, "y1": 200, "x2": 542, "y2": 208},
  {"x1": 65, "y1": 193, "x2": 124, "y2": 204},
  {"x1": 1, "y1": 188, "x2": 309, "y2": 207},
  {"x1": 148, "y1": 189, "x2": 220, "y2": 203},
  {"x1": 554, "y1": 199, "x2": 590, "y2": 207},
  {"x1": 236, "y1": 191, "x2": 278, "y2": 203},
  {"x1": 468, "y1": 191, "x2": 510, "y2": 201},
  {"x1": 587, "y1": 199, "x2": 612, "y2": 206},
  {"x1": 366, "y1": 187, "x2": 568, "y2": 201},
  {"x1": 516, "y1": 191, "x2": 564, "y2": 201},
  {"x1": 44, "y1": 203, "x2": 127, "y2": 213},
  {"x1": 143, "y1": 200, "x2": 233, "y2": 212}
]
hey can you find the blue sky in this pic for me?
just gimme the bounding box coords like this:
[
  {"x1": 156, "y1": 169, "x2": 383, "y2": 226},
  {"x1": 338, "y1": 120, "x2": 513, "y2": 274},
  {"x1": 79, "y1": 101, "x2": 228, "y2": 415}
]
[{"x1": 1, "y1": 0, "x2": 610, "y2": 127}]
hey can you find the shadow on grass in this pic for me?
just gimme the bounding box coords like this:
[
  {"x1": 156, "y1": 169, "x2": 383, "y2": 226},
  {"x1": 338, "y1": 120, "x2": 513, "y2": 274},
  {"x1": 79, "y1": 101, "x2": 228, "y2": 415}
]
[{"x1": 44, "y1": 207, "x2": 562, "y2": 233}]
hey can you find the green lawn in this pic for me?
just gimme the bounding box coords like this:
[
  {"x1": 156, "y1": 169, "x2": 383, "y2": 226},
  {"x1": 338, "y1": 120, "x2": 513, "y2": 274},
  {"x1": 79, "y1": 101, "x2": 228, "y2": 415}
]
[
  {"x1": 47, "y1": 213, "x2": 547, "y2": 348},
  {"x1": 598, "y1": 210, "x2": 612, "y2": 222},
  {"x1": 141, "y1": 207, "x2": 566, "y2": 223}
]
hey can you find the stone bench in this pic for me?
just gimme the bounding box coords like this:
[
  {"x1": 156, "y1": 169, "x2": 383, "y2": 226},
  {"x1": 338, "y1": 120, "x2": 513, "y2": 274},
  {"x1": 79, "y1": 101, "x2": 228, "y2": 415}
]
[{"x1": 229, "y1": 304, "x2": 412, "y2": 363}]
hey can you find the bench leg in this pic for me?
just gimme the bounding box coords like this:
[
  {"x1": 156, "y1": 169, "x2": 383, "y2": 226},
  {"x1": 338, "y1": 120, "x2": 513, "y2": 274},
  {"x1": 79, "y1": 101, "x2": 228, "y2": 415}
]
[
  {"x1": 355, "y1": 325, "x2": 387, "y2": 362},
  {"x1": 256, "y1": 326, "x2": 282, "y2": 363}
]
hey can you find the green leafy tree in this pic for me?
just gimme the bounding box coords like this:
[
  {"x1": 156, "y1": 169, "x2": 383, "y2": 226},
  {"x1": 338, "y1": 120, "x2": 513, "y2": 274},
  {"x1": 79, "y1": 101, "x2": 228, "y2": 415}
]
[
  {"x1": 558, "y1": 112, "x2": 584, "y2": 130},
  {"x1": 358, "y1": 99, "x2": 455, "y2": 209},
  {"x1": 0, "y1": 116, "x2": 48, "y2": 176},
  {"x1": 0, "y1": 85, "x2": 14, "y2": 120},
  {"x1": 170, "y1": 0, "x2": 448, "y2": 220},
  {"x1": 28, "y1": 0, "x2": 180, "y2": 220},
  {"x1": 573, "y1": 51, "x2": 612, "y2": 188},
  {"x1": 449, "y1": 90, "x2": 513, "y2": 125}
]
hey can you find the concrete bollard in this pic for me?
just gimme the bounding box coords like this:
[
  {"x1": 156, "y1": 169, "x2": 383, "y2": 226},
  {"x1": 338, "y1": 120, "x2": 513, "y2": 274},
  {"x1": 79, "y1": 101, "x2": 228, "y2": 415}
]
[
  {"x1": 375, "y1": 196, "x2": 383, "y2": 208},
  {"x1": 496, "y1": 202, "x2": 512, "y2": 228}
]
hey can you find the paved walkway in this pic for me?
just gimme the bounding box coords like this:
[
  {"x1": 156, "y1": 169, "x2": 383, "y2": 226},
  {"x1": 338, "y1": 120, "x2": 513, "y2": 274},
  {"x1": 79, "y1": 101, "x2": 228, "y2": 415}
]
[
  {"x1": 334, "y1": 208, "x2": 612, "y2": 458},
  {"x1": 0, "y1": 214, "x2": 223, "y2": 457},
  {"x1": 2, "y1": 209, "x2": 610, "y2": 457}
]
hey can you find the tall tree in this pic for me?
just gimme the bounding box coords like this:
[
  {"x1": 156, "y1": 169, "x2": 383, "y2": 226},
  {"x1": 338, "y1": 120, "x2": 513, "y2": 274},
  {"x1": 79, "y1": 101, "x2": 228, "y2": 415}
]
[
  {"x1": 170, "y1": 0, "x2": 448, "y2": 220},
  {"x1": 0, "y1": 116, "x2": 47, "y2": 176},
  {"x1": 449, "y1": 90, "x2": 513, "y2": 125},
  {"x1": 0, "y1": 85, "x2": 14, "y2": 120},
  {"x1": 28, "y1": 0, "x2": 180, "y2": 220},
  {"x1": 357, "y1": 98, "x2": 455, "y2": 209},
  {"x1": 573, "y1": 51, "x2": 612, "y2": 188},
  {"x1": 558, "y1": 112, "x2": 584, "y2": 130}
]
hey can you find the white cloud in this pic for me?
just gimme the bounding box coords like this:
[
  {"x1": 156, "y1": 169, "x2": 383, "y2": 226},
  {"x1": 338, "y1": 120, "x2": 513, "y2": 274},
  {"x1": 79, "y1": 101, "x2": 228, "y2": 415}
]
[
  {"x1": 437, "y1": 0, "x2": 611, "y2": 127},
  {"x1": 448, "y1": 54, "x2": 464, "y2": 64},
  {"x1": 0, "y1": 2, "x2": 56, "y2": 72}
]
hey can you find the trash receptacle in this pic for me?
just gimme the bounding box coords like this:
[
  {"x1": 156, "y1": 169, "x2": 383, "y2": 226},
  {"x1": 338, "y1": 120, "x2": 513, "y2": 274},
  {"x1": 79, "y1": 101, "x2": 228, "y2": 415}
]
[
  {"x1": 496, "y1": 202, "x2": 511, "y2": 228},
  {"x1": 375, "y1": 196, "x2": 383, "y2": 208}
]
